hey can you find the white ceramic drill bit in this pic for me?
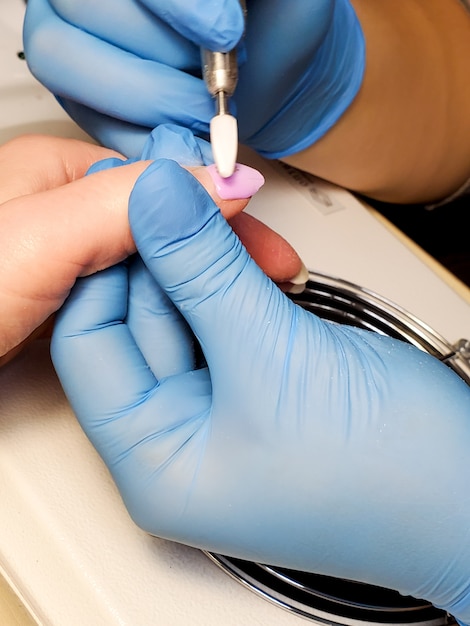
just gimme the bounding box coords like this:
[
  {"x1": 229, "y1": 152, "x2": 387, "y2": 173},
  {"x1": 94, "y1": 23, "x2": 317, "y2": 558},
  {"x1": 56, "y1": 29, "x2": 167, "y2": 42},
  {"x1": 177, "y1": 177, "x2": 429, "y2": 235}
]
[
  {"x1": 210, "y1": 110, "x2": 238, "y2": 178},
  {"x1": 201, "y1": 1, "x2": 246, "y2": 178},
  {"x1": 201, "y1": 48, "x2": 239, "y2": 178}
]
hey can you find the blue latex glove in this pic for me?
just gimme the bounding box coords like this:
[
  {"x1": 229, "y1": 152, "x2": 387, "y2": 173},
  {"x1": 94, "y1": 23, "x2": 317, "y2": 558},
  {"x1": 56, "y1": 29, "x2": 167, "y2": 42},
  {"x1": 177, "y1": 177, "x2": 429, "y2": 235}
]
[
  {"x1": 23, "y1": 0, "x2": 364, "y2": 158},
  {"x1": 51, "y1": 157, "x2": 470, "y2": 625}
]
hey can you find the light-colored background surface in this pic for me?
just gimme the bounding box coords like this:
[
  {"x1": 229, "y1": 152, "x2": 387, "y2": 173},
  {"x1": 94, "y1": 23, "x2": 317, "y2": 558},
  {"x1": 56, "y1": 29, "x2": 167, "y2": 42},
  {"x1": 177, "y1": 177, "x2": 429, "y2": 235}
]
[
  {"x1": 0, "y1": 579, "x2": 37, "y2": 626},
  {"x1": 1, "y1": 1, "x2": 470, "y2": 624}
]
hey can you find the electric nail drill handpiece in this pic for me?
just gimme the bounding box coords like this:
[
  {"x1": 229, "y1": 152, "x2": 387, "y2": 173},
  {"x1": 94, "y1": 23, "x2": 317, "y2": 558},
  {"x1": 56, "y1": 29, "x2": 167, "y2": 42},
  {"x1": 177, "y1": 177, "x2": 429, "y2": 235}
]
[{"x1": 201, "y1": 0, "x2": 246, "y2": 178}]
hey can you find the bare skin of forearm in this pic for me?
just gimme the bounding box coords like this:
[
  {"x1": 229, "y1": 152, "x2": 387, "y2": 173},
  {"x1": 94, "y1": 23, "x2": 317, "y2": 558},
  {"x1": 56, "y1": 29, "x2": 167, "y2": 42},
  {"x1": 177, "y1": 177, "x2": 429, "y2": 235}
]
[{"x1": 282, "y1": 0, "x2": 470, "y2": 204}]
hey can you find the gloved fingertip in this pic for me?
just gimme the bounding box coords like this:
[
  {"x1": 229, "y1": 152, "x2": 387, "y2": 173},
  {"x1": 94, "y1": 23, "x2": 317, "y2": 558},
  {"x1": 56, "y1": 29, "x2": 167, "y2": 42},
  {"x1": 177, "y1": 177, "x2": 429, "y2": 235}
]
[
  {"x1": 86, "y1": 157, "x2": 129, "y2": 175},
  {"x1": 205, "y1": 2, "x2": 245, "y2": 51},
  {"x1": 141, "y1": 124, "x2": 207, "y2": 166},
  {"x1": 129, "y1": 159, "x2": 218, "y2": 253}
]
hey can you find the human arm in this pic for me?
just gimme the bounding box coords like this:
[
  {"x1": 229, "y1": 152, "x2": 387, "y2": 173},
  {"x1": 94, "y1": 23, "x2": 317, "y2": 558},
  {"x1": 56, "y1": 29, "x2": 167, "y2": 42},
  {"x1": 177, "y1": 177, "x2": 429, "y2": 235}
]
[
  {"x1": 23, "y1": 0, "x2": 470, "y2": 203},
  {"x1": 284, "y1": 0, "x2": 470, "y2": 204},
  {"x1": 51, "y1": 157, "x2": 470, "y2": 625}
]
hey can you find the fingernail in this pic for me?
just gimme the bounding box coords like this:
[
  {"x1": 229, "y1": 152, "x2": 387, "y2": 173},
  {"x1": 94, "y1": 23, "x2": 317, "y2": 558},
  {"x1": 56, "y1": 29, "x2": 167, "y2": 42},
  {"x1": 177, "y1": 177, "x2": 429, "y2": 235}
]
[
  {"x1": 282, "y1": 282, "x2": 307, "y2": 295},
  {"x1": 280, "y1": 262, "x2": 309, "y2": 295},
  {"x1": 207, "y1": 163, "x2": 265, "y2": 200},
  {"x1": 290, "y1": 262, "x2": 309, "y2": 285}
]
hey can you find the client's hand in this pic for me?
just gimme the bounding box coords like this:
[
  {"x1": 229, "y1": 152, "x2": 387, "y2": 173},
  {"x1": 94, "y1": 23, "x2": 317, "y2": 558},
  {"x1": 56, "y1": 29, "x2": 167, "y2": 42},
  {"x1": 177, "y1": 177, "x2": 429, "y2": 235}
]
[
  {"x1": 52, "y1": 158, "x2": 470, "y2": 626},
  {"x1": 0, "y1": 129, "x2": 304, "y2": 364},
  {"x1": 0, "y1": 134, "x2": 132, "y2": 364}
]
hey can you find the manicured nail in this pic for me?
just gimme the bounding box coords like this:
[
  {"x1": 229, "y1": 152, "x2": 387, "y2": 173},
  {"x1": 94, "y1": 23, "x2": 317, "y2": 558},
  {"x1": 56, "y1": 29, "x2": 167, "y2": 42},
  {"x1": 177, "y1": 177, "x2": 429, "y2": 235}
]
[
  {"x1": 290, "y1": 262, "x2": 309, "y2": 285},
  {"x1": 207, "y1": 163, "x2": 265, "y2": 200},
  {"x1": 283, "y1": 282, "x2": 307, "y2": 295},
  {"x1": 281, "y1": 263, "x2": 309, "y2": 294}
]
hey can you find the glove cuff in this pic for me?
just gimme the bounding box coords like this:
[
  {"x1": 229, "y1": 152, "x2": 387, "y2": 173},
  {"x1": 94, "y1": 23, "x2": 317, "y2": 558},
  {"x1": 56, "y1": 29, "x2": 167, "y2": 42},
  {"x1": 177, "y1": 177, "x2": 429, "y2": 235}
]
[{"x1": 250, "y1": 0, "x2": 365, "y2": 159}]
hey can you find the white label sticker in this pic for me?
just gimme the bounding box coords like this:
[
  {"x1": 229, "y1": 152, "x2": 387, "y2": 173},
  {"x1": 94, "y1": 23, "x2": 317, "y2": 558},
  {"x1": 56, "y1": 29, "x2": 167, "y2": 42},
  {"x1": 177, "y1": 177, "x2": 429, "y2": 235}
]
[{"x1": 273, "y1": 161, "x2": 347, "y2": 215}]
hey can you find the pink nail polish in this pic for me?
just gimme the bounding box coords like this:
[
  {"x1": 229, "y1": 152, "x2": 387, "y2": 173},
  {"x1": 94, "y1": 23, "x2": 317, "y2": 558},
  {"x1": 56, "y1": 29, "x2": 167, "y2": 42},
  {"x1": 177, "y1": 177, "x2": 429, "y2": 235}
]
[{"x1": 207, "y1": 163, "x2": 265, "y2": 200}]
